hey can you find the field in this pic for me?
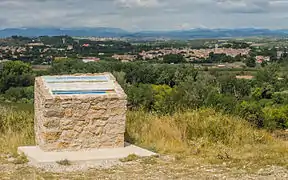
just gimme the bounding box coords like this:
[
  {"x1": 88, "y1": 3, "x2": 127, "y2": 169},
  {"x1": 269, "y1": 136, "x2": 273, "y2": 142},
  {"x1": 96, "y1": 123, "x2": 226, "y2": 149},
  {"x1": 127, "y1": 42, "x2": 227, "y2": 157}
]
[{"x1": 0, "y1": 105, "x2": 287, "y2": 179}]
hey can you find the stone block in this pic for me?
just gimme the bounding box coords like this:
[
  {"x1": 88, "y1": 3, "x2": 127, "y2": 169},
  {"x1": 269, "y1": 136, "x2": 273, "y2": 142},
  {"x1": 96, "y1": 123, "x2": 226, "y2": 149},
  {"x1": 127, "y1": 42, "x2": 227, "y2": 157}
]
[{"x1": 34, "y1": 73, "x2": 127, "y2": 152}]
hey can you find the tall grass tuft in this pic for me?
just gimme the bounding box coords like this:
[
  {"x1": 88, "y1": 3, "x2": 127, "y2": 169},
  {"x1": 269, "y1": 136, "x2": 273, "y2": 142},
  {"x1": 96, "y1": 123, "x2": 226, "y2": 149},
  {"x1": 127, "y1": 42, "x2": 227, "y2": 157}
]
[{"x1": 0, "y1": 107, "x2": 34, "y2": 155}]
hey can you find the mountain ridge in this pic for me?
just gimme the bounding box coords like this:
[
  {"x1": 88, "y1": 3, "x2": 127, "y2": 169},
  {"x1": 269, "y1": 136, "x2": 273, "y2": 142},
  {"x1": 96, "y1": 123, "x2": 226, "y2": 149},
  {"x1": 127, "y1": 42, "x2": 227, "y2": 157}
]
[{"x1": 1, "y1": 27, "x2": 288, "y2": 39}]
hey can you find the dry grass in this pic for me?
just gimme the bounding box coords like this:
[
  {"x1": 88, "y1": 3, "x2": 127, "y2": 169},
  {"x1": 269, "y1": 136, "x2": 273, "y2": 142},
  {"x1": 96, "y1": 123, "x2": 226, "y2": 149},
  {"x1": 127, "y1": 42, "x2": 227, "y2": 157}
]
[
  {"x1": 126, "y1": 109, "x2": 288, "y2": 167},
  {"x1": 0, "y1": 107, "x2": 34, "y2": 156},
  {"x1": 0, "y1": 106, "x2": 287, "y2": 170}
]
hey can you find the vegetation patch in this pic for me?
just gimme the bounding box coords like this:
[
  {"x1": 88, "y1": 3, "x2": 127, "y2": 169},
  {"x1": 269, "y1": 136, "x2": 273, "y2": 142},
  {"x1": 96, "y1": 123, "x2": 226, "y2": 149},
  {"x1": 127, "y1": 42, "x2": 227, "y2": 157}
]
[
  {"x1": 0, "y1": 104, "x2": 287, "y2": 170},
  {"x1": 0, "y1": 107, "x2": 34, "y2": 155},
  {"x1": 56, "y1": 159, "x2": 72, "y2": 166},
  {"x1": 11, "y1": 153, "x2": 29, "y2": 165},
  {"x1": 141, "y1": 156, "x2": 158, "y2": 165},
  {"x1": 120, "y1": 154, "x2": 140, "y2": 162},
  {"x1": 126, "y1": 109, "x2": 288, "y2": 167}
]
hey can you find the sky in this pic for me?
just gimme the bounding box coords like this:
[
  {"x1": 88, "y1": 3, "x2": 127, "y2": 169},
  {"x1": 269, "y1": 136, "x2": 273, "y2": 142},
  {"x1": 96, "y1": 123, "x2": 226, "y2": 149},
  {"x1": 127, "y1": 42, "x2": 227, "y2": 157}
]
[{"x1": 0, "y1": 0, "x2": 287, "y2": 31}]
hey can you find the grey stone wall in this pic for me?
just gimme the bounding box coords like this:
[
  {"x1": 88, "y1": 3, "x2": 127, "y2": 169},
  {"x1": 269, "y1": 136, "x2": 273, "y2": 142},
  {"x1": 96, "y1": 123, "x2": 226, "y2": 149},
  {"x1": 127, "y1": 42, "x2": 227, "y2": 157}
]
[{"x1": 34, "y1": 73, "x2": 127, "y2": 152}]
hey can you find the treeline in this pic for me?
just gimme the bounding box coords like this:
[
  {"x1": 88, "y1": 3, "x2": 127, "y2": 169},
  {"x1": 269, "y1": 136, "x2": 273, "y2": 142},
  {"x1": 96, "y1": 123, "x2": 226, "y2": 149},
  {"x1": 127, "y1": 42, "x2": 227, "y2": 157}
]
[
  {"x1": 1, "y1": 59, "x2": 288, "y2": 130},
  {"x1": 50, "y1": 59, "x2": 198, "y2": 86},
  {"x1": 49, "y1": 59, "x2": 288, "y2": 130},
  {"x1": 221, "y1": 41, "x2": 250, "y2": 49},
  {"x1": 0, "y1": 36, "x2": 136, "y2": 65},
  {"x1": 123, "y1": 66, "x2": 288, "y2": 129}
]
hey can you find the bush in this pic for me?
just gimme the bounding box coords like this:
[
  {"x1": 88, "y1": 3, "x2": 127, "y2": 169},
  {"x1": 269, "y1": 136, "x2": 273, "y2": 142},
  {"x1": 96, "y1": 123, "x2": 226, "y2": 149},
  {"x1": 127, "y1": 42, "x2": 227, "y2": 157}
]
[
  {"x1": 126, "y1": 84, "x2": 153, "y2": 110},
  {"x1": 272, "y1": 92, "x2": 288, "y2": 105},
  {"x1": 151, "y1": 85, "x2": 173, "y2": 113},
  {"x1": 263, "y1": 105, "x2": 288, "y2": 130},
  {"x1": 205, "y1": 93, "x2": 238, "y2": 113},
  {"x1": 172, "y1": 79, "x2": 214, "y2": 110},
  {"x1": 236, "y1": 101, "x2": 264, "y2": 128},
  {"x1": 4, "y1": 86, "x2": 34, "y2": 103}
]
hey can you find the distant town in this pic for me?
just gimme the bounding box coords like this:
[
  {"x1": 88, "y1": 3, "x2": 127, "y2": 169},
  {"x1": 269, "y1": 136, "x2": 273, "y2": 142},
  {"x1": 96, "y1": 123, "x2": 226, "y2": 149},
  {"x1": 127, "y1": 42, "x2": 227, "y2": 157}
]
[{"x1": 0, "y1": 35, "x2": 287, "y2": 71}]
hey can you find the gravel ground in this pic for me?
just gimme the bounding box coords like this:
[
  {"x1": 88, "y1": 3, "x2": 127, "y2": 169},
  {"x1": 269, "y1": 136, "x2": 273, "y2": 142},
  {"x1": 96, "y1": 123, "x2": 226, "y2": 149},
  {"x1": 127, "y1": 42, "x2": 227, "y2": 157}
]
[
  {"x1": 29, "y1": 160, "x2": 122, "y2": 173},
  {"x1": 0, "y1": 155, "x2": 288, "y2": 180}
]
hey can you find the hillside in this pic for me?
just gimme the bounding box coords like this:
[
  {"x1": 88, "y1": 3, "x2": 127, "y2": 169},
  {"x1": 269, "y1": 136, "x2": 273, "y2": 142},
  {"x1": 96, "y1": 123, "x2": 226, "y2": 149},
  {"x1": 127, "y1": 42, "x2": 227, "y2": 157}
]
[{"x1": 0, "y1": 106, "x2": 287, "y2": 179}]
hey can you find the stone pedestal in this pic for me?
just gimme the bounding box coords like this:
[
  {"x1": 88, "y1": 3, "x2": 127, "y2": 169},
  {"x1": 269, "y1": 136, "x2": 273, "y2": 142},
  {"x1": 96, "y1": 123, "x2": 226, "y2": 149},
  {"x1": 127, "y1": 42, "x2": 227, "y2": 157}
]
[{"x1": 34, "y1": 73, "x2": 127, "y2": 152}]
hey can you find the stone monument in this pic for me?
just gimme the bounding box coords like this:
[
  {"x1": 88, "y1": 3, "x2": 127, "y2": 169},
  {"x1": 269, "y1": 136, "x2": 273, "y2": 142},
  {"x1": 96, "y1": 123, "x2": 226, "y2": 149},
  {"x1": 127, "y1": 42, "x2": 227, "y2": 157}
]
[
  {"x1": 18, "y1": 73, "x2": 155, "y2": 166},
  {"x1": 34, "y1": 73, "x2": 127, "y2": 151}
]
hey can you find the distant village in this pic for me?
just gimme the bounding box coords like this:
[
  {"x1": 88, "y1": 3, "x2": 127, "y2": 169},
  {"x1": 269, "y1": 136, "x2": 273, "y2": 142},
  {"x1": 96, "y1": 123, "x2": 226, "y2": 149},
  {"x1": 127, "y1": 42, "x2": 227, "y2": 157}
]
[
  {"x1": 0, "y1": 36, "x2": 285, "y2": 68},
  {"x1": 113, "y1": 47, "x2": 251, "y2": 62}
]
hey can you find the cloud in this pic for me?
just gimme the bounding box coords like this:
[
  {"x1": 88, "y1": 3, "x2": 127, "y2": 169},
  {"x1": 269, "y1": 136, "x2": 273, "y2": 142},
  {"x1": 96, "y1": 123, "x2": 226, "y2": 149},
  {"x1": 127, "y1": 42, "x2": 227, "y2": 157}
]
[
  {"x1": 116, "y1": 0, "x2": 160, "y2": 7},
  {"x1": 216, "y1": 0, "x2": 288, "y2": 13},
  {"x1": 0, "y1": 0, "x2": 287, "y2": 30},
  {"x1": 217, "y1": 0, "x2": 269, "y2": 14}
]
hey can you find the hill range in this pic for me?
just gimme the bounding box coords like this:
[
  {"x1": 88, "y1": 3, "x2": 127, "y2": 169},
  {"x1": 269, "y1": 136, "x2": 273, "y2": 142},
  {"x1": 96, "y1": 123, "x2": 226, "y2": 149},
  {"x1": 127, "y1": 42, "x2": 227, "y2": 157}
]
[{"x1": 1, "y1": 27, "x2": 288, "y2": 39}]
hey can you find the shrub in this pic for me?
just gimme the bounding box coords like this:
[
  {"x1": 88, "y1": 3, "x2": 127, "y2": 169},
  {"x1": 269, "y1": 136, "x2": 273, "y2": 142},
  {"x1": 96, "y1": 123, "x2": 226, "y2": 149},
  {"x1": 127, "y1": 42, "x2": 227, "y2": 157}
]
[
  {"x1": 151, "y1": 84, "x2": 173, "y2": 113},
  {"x1": 126, "y1": 84, "x2": 153, "y2": 110},
  {"x1": 4, "y1": 86, "x2": 34, "y2": 103},
  {"x1": 272, "y1": 92, "x2": 288, "y2": 105},
  {"x1": 236, "y1": 101, "x2": 264, "y2": 128},
  {"x1": 263, "y1": 105, "x2": 288, "y2": 130}
]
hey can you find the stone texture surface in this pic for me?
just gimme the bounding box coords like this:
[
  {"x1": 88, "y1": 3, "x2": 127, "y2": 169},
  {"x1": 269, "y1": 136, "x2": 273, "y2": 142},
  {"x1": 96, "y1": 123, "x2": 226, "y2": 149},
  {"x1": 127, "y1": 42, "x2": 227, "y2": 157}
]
[{"x1": 34, "y1": 73, "x2": 127, "y2": 152}]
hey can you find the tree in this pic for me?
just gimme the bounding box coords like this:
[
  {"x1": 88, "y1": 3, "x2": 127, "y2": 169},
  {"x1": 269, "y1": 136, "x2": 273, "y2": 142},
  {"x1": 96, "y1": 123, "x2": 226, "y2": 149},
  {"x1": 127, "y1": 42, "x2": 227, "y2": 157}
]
[
  {"x1": 163, "y1": 54, "x2": 186, "y2": 64},
  {"x1": 245, "y1": 56, "x2": 256, "y2": 67},
  {"x1": 151, "y1": 84, "x2": 173, "y2": 113},
  {"x1": 261, "y1": 61, "x2": 268, "y2": 67},
  {"x1": 234, "y1": 54, "x2": 243, "y2": 62},
  {"x1": 255, "y1": 64, "x2": 278, "y2": 86},
  {"x1": 0, "y1": 61, "x2": 34, "y2": 92}
]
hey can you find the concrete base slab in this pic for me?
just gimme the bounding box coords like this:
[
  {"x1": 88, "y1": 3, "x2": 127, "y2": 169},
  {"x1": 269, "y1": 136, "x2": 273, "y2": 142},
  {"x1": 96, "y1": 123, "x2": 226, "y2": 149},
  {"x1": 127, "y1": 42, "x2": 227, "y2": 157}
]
[{"x1": 18, "y1": 144, "x2": 156, "y2": 164}]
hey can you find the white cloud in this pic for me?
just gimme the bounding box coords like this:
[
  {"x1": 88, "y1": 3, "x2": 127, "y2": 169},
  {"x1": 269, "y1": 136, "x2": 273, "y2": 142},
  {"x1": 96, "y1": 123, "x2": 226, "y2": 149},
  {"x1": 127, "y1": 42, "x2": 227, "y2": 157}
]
[{"x1": 0, "y1": 0, "x2": 287, "y2": 30}]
